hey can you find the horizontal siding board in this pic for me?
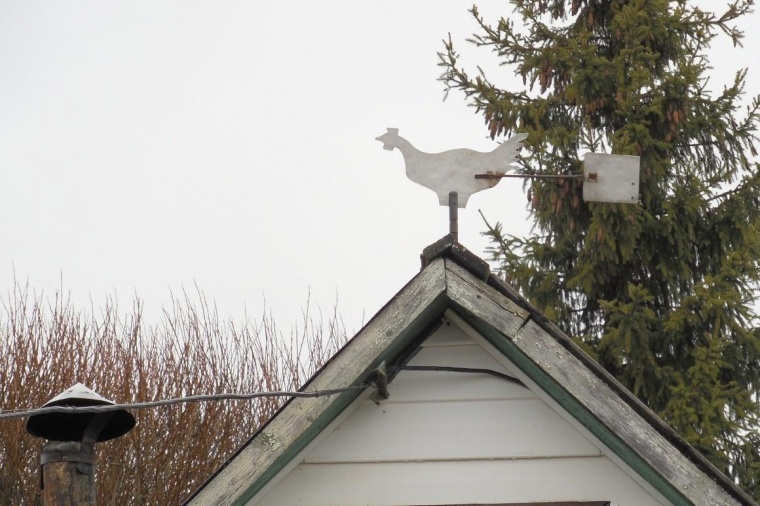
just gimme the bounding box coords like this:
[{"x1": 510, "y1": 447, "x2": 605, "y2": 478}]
[
  {"x1": 422, "y1": 321, "x2": 473, "y2": 346},
  {"x1": 255, "y1": 457, "x2": 665, "y2": 506},
  {"x1": 408, "y1": 341, "x2": 513, "y2": 371},
  {"x1": 304, "y1": 398, "x2": 600, "y2": 463},
  {"x1": 389, "y1": 342, "x2": 533, "y2": 402},
  {"x1": 387, "y1": 368, "x2": 534, "y2": 402}
]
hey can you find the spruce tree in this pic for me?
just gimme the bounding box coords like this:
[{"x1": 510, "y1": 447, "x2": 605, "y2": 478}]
[{"x1": 439, "y1": 0, "x2": 760, "y2": 496}]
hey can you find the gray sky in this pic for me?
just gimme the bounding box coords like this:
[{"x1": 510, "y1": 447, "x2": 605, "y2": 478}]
[{"x1": 1, "y1": 1, "x2": 757, "y2": 334}]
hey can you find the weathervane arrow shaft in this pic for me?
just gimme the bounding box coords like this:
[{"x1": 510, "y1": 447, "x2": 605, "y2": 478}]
[{"x1": 475, "y1": 173, "x2": 585, "y2": 180}]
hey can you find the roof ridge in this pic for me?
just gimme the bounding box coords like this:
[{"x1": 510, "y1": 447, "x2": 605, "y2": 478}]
[{"x1": 420, "y1": 234, "x2": 490, "y2": 281}]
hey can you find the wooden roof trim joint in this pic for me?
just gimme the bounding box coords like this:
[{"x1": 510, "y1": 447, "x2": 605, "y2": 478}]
[{"x1": 421, "y1": 234, "x2": 491, "y2": 281}]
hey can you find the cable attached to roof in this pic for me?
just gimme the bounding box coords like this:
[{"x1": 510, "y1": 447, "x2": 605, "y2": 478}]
[
  {"x1": 0, "y1": 365, "x2": 523, "y2": 420},
  {"x1": 0, "y1": 384, "x2": 370, "y2": 420},
  {"x1": 388, "y1": 365, "x2": 525, "y2": 386}
]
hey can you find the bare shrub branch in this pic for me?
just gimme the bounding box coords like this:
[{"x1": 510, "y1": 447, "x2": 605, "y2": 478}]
[{"x1": 0, "y1": 283, "x2": 348, "y2": 505}]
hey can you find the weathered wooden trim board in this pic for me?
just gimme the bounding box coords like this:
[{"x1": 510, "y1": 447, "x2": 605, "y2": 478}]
[
  {"x1": 441, "y1": 257, "x2": 745, "y2": 506},
  {"x1": 186, "y1": 258, "x2": 448, "y2": 506}
]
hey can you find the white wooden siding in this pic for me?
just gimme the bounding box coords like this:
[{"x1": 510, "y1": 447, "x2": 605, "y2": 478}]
[
  {"x1": 304, "y1": 399, "x2": 600, "y2": 463},
  {"x1": 251, "y1": 321, "x2": 668, "y2": 506},
  {"x1": 256, "y1": 458, "x2": 664, "y2": 506}
]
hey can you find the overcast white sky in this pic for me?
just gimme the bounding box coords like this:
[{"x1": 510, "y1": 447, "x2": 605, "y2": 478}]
[{"x1": 1, "y1": 1, "x2": 757, "y2": 335}]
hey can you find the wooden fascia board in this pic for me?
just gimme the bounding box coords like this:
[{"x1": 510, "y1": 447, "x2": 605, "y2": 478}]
[
  {"x1": 510, "y1": 322, "x2": 739, "y2": 506},
  {"x1": 442, "y1": 258, "x2": 743, "y2": 506},
  {"x1": 443, "y1": 258, "x2": 530, "y2": 337},
  {"x1": 186, "y1": 258, "x2": 449, "y2": 506}
]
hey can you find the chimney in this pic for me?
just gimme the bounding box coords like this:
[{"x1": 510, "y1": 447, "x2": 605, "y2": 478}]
[{"x1": 26, "y1": 383, "x2": 136, "y2": 506}]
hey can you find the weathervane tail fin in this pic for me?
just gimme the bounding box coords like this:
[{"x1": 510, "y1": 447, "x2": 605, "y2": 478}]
[{"x1": 494, "y1": 132, "x2": 528, "y2": 165}]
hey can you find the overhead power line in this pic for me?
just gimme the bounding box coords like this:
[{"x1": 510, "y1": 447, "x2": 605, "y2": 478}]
[
  {"x1": 0, "y1": 365, "x2": 522, "y2": 421},
  {"x1": 0, "y1": 384, "x2": 370, "y2": 421}
]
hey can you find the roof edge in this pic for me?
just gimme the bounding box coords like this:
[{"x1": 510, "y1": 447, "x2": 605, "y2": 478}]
[
  {"x1": 485, "y1": 274, "x2": 756, "y2": 506},
  {"x1": 426, "y1": 237, "x2": 756, "y2": 506},
  {"x1": 184, "y1": 257, "x2": 451, "y2": 506}
]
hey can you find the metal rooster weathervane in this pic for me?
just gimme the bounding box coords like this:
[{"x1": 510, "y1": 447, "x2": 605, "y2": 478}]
[{"x1": 376, "y1": 128, "x2": 640, "y2": 241}]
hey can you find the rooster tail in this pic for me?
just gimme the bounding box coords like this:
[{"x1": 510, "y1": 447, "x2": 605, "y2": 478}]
[{"x1": 494, "y1": 132, "x2": 528, "y2": 161}]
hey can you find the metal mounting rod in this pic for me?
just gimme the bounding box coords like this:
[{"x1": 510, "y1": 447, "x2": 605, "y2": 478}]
[
  {"x1": 449, "y1": 192, "x2": 458, "y2": 242},
  {"x1": 373, "y1": 362, "x2": 389, "y2": 400},
  {"x1": 475, "y1": 173, "x2": 587, "y2": 180}
]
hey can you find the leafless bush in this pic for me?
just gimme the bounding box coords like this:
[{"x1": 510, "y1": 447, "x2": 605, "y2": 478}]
[{"x1": 0, "y1": 283, "x2": 348, "y2": 505}]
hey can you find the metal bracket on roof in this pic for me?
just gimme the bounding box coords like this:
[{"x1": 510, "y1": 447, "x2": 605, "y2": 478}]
[{"x1": 372, "y1": 362, "x2": 389, "y2": 400}]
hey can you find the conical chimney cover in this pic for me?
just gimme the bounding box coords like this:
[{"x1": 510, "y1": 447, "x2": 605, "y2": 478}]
[{"x1": 26, "y1": 383, "x2": 136, "y2": 442}]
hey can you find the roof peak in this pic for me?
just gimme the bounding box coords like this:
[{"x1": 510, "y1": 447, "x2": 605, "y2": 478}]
[{"x1": 420, "y1": 234, "x2": 490, "y2": 281}]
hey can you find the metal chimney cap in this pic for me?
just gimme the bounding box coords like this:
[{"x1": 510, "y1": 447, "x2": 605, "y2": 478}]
[{"x1": 26, "y1": 383, "x2": 136, "y2": 443}]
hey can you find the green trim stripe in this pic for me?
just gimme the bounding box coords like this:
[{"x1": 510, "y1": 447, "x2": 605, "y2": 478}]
[
  {"x1": 459, "y1": 311, "x2": 692, "y2": 506},
  {"x1": 234, "y1": 293, "x2": 449, "y2": 505}
]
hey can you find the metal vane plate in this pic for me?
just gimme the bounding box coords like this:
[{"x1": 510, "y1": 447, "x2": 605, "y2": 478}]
[{"x1": 583, "y1": 153, "x2": 640, "y2": 204}]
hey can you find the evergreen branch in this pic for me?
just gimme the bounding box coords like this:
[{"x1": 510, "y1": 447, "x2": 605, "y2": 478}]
[
  {"x1": 478, "y1": 210, "x2": 511, "y2": 264},
  {"x1": 706, "y1": 178, "x2": 760, "y2": 204},
  {"x1": 450, "y1": 2, "x2": 760, "y2": 492}
]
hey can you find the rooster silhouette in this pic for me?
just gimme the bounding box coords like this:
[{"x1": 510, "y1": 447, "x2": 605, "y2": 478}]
[{"x1": 376, "y1": 128, "x2": 528, "y2": 208}]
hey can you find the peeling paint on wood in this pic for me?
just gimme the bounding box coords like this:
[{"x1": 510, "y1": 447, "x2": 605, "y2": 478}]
[{"x1": 443, "y1": 259, "x2": 529, "y2": 336}]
